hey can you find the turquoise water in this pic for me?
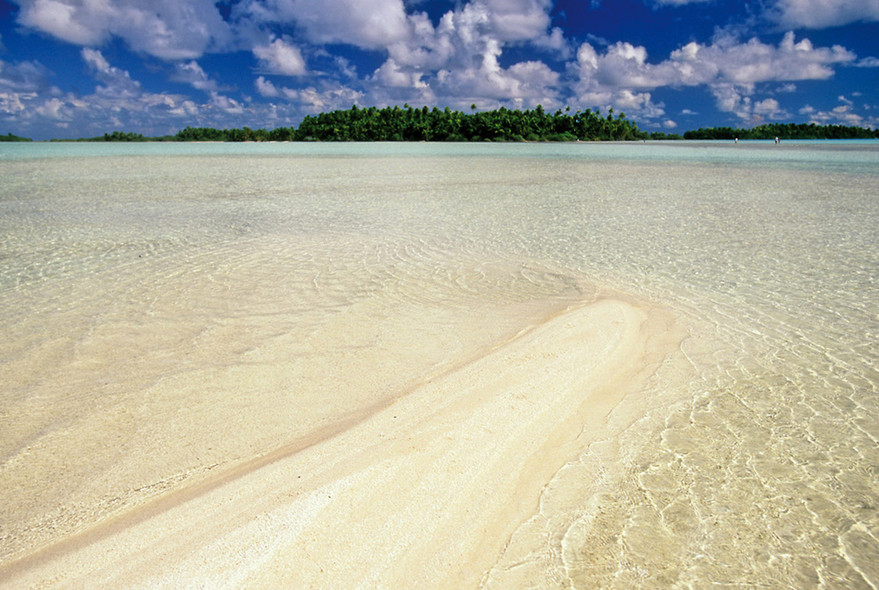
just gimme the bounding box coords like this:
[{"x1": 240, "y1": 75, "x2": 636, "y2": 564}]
[{"x1": 1, "y1": 141, "x2": 877, "y2": 586}]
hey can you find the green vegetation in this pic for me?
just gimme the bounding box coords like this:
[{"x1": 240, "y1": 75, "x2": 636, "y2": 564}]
[
  {"x1": 647, "y1": 131, "x2": 684, "y2": 140},
  {"x1": 1, "y1": 132, "x2": 32, "y2": 142},
  {"x1": 684, "y1": 123, "x2": 879, "y2": 140},
  {"x1": 291, "y1": 104, "x2": 642, "y2": 142},
  {"x1": 172, "y1": 112, "x2": 878, "y2": 143},
  {"x1": 16, "y1": 107, "x2": 879, "y2": 142},
  {"x1": 97, "y1": 131, "x2": 147, "y2": 142},
  {"x1": 48, "y1": 131, "x2": 179, "y2": 142},
  {"x1": 175, "y1": 104, "x2": 644, "y2": 142}
]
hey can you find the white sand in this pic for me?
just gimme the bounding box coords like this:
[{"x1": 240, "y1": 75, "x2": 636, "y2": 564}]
[{"x1": 0, "y1": 297, "x2": 680, "y2": 588}]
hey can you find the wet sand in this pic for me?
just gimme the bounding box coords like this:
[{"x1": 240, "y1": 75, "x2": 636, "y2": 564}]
[{"x1": 0, "y1": 297, "x2": 682, "y2": 587}]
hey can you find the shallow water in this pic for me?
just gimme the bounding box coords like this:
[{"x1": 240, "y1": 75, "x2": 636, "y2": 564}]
[{"x1": 1, "y1": 141, "x2": 877, "y2": 587}]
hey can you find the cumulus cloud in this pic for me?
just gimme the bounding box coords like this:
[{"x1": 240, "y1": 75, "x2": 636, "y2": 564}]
[
  {"x1": 573, "y1": 31, "x2": 856, "y2": 122},
  {"x1": 35, "y1": 96, "x2": 70, "y2": 120},
  {"x1": 82, "y1": 48, "x2": 142, "y2": 98},
  {"x1": 79, "y1": 50, "x2": 246, "y2": 130},
  {"x1": 481, "y1": 0, "x2": 554, "y2": 42},
  {"x1": 13, "y1": 0, "x2": 571, "y2": 119},
  {"x1": 800, "y1": 103, "x2": 867, "y2": 126},
  {"x1": 576, "y1": 32, "x2": 854, "y2": 91},
  {"x1": 361, "y1": 0, "x2": 564, "y2": 109},
  {"x1": 296, "y1": 85, "x2": 364, "y2": 111},
  {"x1": 769, "y1": 0, "x2": 879, "y2": 29},
  {"x1": 14, "y1": 0, "x2": 231, "y2": 60},
  {"x1": 373, "y1": 59, "x2": 428, "y2": 89},
  {"x1": 236, "y1": 0, "x2": 411, "y2": 49},
  {"x1": 209, "y1": 92, "x2": 245, "y2": 114},
  {"x1": 753, "y1": 97, "x2": 789, "y2": 118},
  {"x1": 652, "y1": 0, "x2": 879, "y2": 30},
  {"x1": 0, "y1": 91, "x2": 29, "y2": 116},
  {"x1": 253, "y1": 37, "x2": 307, "y2": 76},
  {"x1": 172, "y1": 61, "x2": 223, "y2": 93},
  {"x1": 254, "y1": 73, "x2": 364, "y2": 113},
  {"x1": 0, "y1": 58, "x2": 53, "y2": 93},
  {"x1": 2, "y1": 50, "x2": 195, "y2": 137},
  {"x1": 255, "y1": 75, "x2": 281, "y2": 98},
  {"x1": 6, "y1": 0, "x2": 874, "y2": 136},
  {"x1": 0, "y1": 57, "x2": 58, "y2": 129}
]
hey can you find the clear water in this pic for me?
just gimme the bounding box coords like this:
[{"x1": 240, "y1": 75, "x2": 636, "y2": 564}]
[{"x1": 1, "y1": 141, "x2": 877, "y2": 587}]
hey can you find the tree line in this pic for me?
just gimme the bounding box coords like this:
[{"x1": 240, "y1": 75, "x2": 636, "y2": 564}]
[
  {"x1": 6, "y1": 107, "x2": 878, "y2": 142},
  {"x1": 684, "y1": 122, "x2": 879, "y2": 140},
  {"x1": 0, "y1": 132, "x2": 32, "y2": 142},
  {"x1": 174, "y1": 104, "x2": 644, "y2": 142}
]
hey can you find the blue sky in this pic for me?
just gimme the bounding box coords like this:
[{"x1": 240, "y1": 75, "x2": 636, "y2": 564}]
[{"x1": 1, "y1": 0, "x2": 877, "y2": 139}]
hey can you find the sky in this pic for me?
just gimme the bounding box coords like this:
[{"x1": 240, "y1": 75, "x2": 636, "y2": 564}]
[{"x1": 0, "y1": 0, "x2": 877, "y2": 139}]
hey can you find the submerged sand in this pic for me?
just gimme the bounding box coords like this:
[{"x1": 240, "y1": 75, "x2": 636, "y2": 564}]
[{"x1": 0, "y1": 296, "x2": 681, "y2": 588}]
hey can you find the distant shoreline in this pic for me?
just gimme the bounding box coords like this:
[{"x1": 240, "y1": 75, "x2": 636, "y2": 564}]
[{"x1": 5, "y1": 105, "x2": 878, "y2": 143}]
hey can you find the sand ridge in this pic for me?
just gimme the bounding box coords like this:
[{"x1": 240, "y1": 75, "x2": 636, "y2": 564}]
[{"x1": 0, "y1": 296, "x2": 680, "y2": 588}]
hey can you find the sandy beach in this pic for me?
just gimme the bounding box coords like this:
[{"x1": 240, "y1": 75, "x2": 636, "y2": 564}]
[{"x1": 0, "y1": 296, "x2": 681, "y2": 588}]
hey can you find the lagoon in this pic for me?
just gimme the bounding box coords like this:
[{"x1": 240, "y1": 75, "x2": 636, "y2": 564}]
[{"x1": 1, "y1": 141, "x2": 877, "y2": 587}]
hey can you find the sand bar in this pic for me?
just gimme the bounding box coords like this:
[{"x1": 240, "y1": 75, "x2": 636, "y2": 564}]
[{"x1": 0, "y1": 297, "x2": 680, "y2": 588}]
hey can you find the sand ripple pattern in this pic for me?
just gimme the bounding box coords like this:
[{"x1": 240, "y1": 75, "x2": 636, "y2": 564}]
[
  {"x1": 484, "y1": 152, "x2": 879, "y2": 588},
  {"x1": 0, "y1": 153, "x2": 588, "y2": 563},
  {"x1": 2, "y1": 143, "x2": 878, "y2": 588}
]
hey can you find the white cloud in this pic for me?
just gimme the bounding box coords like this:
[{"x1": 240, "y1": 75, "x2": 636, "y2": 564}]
[
  {"x1": 0, "y1": 91, "x2": 29, "y2": 115},
  {"x1": 237, "y1": 0, "x2": 410, "y2": 49},
  {"x1": 14, "y1": 0, "x2": 570, "y2": 120},
  {"x1": 209, "y1": 92, "x2": 245, "y2": 114},
  {"x1": 576, "y1": 31, "x2": 854, "y2": 91},
  {"x1": 362, "y1": 0, "x2": 564, "y2": 109},
  {"x1": 81, "y1": 47, "x2": 110, "y2": 72},
  {"x1": 2, "y1": 49, "x2": 305, "y2": 139},
  {"x1": 800, "y1": 103, "x2": 867, "y2": 126},
  {"x1": 769, "y1": 0, "x2": 879, "y2": 29},
  {"x1": 253, "y1": 37, "x2": 307, "y2": 76},
  {"x1": 431, "y1": 45, "x2": 560, "y2": 106},
  {"x1": 535, "y1": 27, "x2": 571, "y2": 57},
  {"x1": 252, "y1": 74, "x2": 364, "y2": 113},
  {"x1": 15, "y1": 0, "x2": 231, "y2": 60},
  {"x1": 373, "y1": 59, "x2": 427, "y2": 89},
  {"x1": 481, "y1": 0, "x2": 553, "y2": 42},
  {"x1": 17, "y1": 0, "x2": 102, "y2": 45},
  {"x1": 255, "y1": 76, "x2": 281, "y2": 98},
  {"x1": 35, "y1": 96, "x2": 70, "y2": 120},
  {"x1": 0, "y1": 58, "x2": 53, "y2": 93},
  {"x1": 82, "y1": 48, "x2": 142, "y2": 98},
  {"x1": 292, "y1": 85, "x2": 364, "y2": 112},
  {"x1": 614, "y1": 89, "x2": 666, "y2": 118},
  {"x1": 572, "y1": 31, "x2": 855, "y2": 122},
  {"x1": 73, "y1": 50, "x2": 238, "y2": 134},
  {"x1": 716, "y1": 32, "x2": 853, "y2": 84},
  {"x1": 753, "y1": 97, "x2": 789, "y2": 118},
  {"x1": 173, "y1": 61, "x2": 221, "y2": 93},
  {"x1": 6, "y1": 0, "x2": 874, "y2": 137}
]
